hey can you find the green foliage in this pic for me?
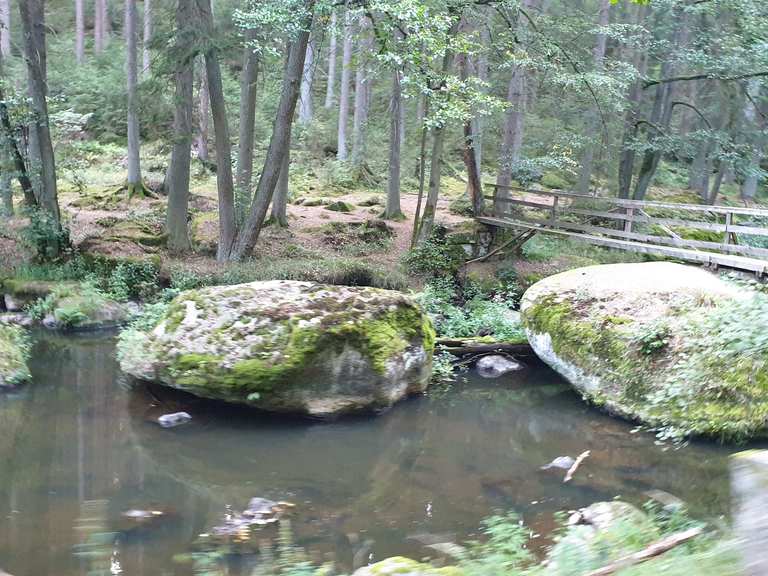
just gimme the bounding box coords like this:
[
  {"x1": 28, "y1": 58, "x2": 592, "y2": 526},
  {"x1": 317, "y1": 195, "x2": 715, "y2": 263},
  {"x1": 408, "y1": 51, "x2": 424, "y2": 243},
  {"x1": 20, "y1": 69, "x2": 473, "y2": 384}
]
[
  {"x1": 635, "y1": 323, "x2": 671, "y2": 355},
  {"x1": 405, "y1": 227, "x2": 466, "y2": 278},
  {"x1": 417, "y1": 278, "x2": 525, "y2": 342},
  {"x1": 168, "y1": 255, "x2": 408, "y2": 293},
  {"x1": 431, "y1": 350, "x2": 456, "y2": 385},
  {"x1": 10, "y1": 255, "x2": 161, "y2": 302},
  {"x1": 20, "y1": 209, "x2": 71, "y2": 262}
]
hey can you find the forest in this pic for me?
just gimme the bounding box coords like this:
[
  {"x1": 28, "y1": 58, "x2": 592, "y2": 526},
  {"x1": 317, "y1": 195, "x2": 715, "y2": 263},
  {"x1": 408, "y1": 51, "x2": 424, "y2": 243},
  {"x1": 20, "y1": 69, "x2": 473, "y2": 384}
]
[{"x1": 0, "y1": 0, "x2": 768, "y2": 575}]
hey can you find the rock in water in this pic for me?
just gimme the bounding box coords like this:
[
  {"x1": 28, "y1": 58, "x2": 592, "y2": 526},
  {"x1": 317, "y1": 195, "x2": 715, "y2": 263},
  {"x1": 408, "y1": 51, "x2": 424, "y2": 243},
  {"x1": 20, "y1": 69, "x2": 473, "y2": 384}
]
[
  {"x1": 157, "y1": 412, "x2": 192, "y2": 428},
  {"x1": 541, "y1": 456, "x2": 575, "y2": 471},
  {"x1": 118, "y1": 280, "x2": 435, "y2": 417},
  {"x1": 0, "y1": 325, "x2": 30, "y2": 389},
  {"x1": 475, "y1": 354, "x2": 522, "y2": 378},
  {"x1": 521, "y1": 262, "x2": 768, "y2": 440}
]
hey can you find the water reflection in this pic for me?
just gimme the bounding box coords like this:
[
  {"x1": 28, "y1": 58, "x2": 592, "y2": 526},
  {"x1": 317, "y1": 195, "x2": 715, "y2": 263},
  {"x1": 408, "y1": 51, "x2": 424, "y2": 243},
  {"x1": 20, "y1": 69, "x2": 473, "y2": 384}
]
[{"x1": 0, "y1": 334, "x2": 752, "y2": 575}]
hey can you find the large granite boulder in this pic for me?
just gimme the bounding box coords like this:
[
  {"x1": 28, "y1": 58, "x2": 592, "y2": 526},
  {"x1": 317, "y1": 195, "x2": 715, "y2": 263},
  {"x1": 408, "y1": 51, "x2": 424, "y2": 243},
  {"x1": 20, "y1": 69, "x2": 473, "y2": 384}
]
[
  {"x1": 521, "y1": 262, "x2": 768, "y2": 440},
  {"x1": 0, "y1": 325, "x2": 30, "y2": 389},
  {"x1": 118, "y1": 280, "x2": 435, "y2": 417}
]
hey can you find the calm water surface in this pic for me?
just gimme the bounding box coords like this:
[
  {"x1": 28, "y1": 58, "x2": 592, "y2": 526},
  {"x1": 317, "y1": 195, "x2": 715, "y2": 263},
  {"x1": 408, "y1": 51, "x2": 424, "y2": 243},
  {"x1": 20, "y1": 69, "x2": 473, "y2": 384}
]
[{"x1": 0, "y1": 332, "x2": 750, "y2": 575}]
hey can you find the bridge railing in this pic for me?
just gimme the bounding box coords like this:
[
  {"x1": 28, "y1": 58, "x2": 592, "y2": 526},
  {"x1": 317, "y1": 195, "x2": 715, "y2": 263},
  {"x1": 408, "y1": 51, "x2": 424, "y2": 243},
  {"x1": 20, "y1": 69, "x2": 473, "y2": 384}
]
[{"x1": 483, "y1": 184, "x2": 768, "y2": 261}]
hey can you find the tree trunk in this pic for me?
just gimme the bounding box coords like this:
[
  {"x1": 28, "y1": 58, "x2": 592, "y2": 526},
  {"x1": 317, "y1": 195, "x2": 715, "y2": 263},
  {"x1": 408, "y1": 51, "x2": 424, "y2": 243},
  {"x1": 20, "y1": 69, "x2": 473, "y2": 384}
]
[
  {"x1": 166, "y1": 0, "x2": 194, "y2": 252},
  {"x1": 740, "y1": 80, "x2": 764, "y2": 201},
  {"x1": 0, "y1": 139, "x2": 11, "y2": 216},
  {"x1": 495, "y1": 67, "x2": 526, "y2": 211},
  {"x1": 384, "y1": 67, "x2": 403, "y2": 220},
  {"x1": 632, "y1": 12, "x2": 688, "y2": 201},
  {"x1": 299, "y1": 37, "x2": 315, "y2": 125},
  {"x1": 94, "y1": 0, "x2": 103, "y2": 53},
  {"x1": 416, "y1": 30, "x2": 456, "y2": 244},
  {"x1": 142, "y1": 0, "x2": 152, "y2": 76},
  {"x1": 336, "y1": 9, "x2": 353, "y2": 160},
  {"x1": 196, "y1": 0, "x2": 236, "y2": 260},
  {"x1": 457, "y1": 17, "x2": 483, "y2": 217},
  {"x1": 0, "y1": 0, "x2": 9, "y2": 59},
  {"x1": 576, "y1": 0, "x2": 610, "y2": 194},
  {"x1": 18, "y1": 0, "x2": 61, "y2": 246},
  {"x1": 473, "y1": 23, "x2": 489, "y2": 174},
  {"x1": 196, "y1": 59, "x2": 210, "y2": 163},
  {"x1": 0, "y1": 62, "x2": 36, "y2": 207},
  {"x1": 125, "y1": 0, "x2": 142, "y2": 197},
  {"x1": 351, "y1": 16, "x2": 372, "y2": 169},
  {"x1": 324, "y1": 10, "x2": 337, "y2": 109},
  {"x1": 235, "y1": 28, "x2": 259, "y2": 212},
  {"x1": 617, "y1": 3, "x2": 649, "y2": 199},
  {"x1": 270, "y1": 140, "x2": 290, "y2": 226},
  {"x1": 75, "y1": 0, "x2": 85, "y2": 63},
  {"x1": 410, "y1": 94, "x2": 429, "y2": 247},
  {"x1": 230, "y1": 6, "x2": 314, "y2": 261}
]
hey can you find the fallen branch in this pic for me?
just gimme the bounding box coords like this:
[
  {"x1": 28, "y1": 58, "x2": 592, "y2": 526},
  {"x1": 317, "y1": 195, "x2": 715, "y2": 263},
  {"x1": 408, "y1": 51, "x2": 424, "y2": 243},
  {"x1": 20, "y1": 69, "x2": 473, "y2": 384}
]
[
  {"x1": 585, "y1": 527, "x2": 704, "y2": 576},
  {"x1": 436, "y1": 338, "x2": 534, "y2": 357},
  {"x1": 563, "y1": 450, "x2": 590, "y2": 483},
  {"x1": 465, "y1": 229, "x2": 537, "y2": 265}
]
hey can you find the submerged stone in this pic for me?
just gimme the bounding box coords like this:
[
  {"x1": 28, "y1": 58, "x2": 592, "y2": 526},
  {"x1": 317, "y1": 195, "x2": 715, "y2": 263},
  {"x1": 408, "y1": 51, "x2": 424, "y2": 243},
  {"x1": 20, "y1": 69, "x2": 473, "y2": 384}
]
[
  {"x1": 0, "y1": 325, "x2": 30, "y2": 389},
  {"x1": 117, "y1": 280, "x2": 435, "y2": 417},
  {"x1": 521, "y1": 262, "x2": 767, "y2": 440},
  {"x1": 475, "y1": 354, "x2": 522, "y2": 378}
]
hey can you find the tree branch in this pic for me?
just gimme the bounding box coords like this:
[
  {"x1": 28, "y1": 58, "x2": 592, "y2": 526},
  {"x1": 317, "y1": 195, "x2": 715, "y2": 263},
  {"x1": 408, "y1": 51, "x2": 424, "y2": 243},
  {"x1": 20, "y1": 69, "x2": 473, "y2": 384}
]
[
  {"x1": 644, "y1": 71, "x2": 768, "y2": 89},
  {"x1": 670, "y1": 100, "x2": 712, "y2": 129}
]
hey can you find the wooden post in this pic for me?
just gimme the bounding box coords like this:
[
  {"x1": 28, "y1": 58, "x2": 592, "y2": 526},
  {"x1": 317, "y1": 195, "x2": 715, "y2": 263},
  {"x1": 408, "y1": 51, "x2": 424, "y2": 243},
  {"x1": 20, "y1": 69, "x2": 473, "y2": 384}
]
[
  {"x1": 550, "y1": 195, "x2": 559, "y2": 227},
  {"x1": 724, "y1": 211, "x2": 733, "y2": 246},
  {"x1": 492, "y1": 185, "x2": 499, "y2": 217},
  {"x1": 624, "y1": 207, "x2": 634, "y2": 233},
  {"x1": 731, "y1": 450, "x2": 768, "y2": 576}
]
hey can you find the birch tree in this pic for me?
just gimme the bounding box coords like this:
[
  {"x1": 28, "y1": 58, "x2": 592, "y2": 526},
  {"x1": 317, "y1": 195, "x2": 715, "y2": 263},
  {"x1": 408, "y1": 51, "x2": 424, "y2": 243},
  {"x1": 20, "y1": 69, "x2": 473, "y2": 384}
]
[
  {"x1": 299, "y1": 37, "x2": 315, "y2": 125},
  {"x1": 143, "y1": 0, "x2": 152, "y2": 76},
  {"x1": 236, "y1": 28, "x2": 259, "y2": 209},
  {"x1": 336, "y1": 9, "x2": 353, "y2": 160},
  {"x1": 75, "y1": 0, "x2": 85, "y2": 63},
  {"x1": 125, "y1": 0, "x2": 143, "y2": 197},
  {"x1": 324, "y1": 10, "x2": 337, "y2": 109},
  {"x1": 0, "y1": 0, "x2": 9, "y2": 59},
  {"x1": 576, "y1": 0, "x2": 610, "y2": 194}
]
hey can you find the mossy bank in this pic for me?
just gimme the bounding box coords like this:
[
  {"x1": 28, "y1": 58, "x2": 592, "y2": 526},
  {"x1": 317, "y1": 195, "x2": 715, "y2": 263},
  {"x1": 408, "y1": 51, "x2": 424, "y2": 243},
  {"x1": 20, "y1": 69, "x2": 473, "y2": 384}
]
[
  {"x1": 118, "y1": 280, "x2": 435, "y2": 417},
  {"x1": 521, "y1": 262, "x2": 768, "y2": 441}
]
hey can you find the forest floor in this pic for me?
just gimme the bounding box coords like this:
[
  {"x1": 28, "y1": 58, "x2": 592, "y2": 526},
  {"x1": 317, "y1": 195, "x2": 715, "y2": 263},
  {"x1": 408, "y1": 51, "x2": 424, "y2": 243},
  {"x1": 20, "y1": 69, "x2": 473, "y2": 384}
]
[{"x1": 2, "y1": 141, "x2": 766, "y2": 292}]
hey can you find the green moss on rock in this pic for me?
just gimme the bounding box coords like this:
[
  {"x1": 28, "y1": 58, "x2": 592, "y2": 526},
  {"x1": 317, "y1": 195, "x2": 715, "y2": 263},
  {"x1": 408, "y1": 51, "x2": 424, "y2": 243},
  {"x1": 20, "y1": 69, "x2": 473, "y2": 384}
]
[
  {"x1": 118, "y1": 280, "x2": 435, "y2": 416},
  {"x1": 521, "y1": 262, "x2": 768, "y2": 441}
]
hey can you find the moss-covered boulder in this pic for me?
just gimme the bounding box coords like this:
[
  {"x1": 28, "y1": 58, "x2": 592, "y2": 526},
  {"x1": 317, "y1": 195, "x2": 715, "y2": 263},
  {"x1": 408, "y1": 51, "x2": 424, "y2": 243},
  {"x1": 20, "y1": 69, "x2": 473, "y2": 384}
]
[
  {"x1": 0, "y1": 325, "x2": 31, "y2": 389},
  {"x1": 521, "y1": 262, "x2": 768, "y2": 440},
  {"x1": 118, "y1": 280, "x2": 435, "y2": 417}
]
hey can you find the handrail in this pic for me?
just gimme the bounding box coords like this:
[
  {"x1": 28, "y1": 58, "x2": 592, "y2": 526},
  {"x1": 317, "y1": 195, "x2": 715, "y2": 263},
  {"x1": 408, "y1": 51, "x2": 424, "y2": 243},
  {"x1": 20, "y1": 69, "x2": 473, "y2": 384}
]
[{"x1": 486, "y1": 183, "x2": 768, "y2": 218}]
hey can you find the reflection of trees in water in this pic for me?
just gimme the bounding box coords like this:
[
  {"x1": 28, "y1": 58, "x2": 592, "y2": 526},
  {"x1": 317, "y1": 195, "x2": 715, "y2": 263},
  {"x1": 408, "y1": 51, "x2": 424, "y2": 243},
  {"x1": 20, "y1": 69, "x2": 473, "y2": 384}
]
[{"x1": 0, "y1": 336, "x2": 212, "y2": 576}]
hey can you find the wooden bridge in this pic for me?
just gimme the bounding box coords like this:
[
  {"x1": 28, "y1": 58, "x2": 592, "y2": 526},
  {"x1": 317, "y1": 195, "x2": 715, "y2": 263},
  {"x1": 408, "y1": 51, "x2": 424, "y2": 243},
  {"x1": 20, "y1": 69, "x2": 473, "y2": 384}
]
[{"x1": 476, "y1": 184, "x2": 768, "y2": 275}]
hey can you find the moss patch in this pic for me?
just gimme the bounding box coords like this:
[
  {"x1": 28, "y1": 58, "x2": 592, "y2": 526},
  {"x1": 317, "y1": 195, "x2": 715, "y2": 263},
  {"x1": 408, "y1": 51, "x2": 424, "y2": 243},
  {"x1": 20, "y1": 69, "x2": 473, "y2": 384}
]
[{"x1": 522, "y1": 264, "x2": 768, "y2": 441}]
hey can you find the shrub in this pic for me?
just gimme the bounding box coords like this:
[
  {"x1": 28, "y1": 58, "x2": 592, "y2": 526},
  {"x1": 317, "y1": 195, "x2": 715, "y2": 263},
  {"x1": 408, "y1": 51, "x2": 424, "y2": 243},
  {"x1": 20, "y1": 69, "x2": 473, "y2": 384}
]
[
  {"x1": 404, "y1": 226, "x2": 466, "y2": 277},
  {"x1": 20, "y1": 209, "x2": 71, "y2": 262}
]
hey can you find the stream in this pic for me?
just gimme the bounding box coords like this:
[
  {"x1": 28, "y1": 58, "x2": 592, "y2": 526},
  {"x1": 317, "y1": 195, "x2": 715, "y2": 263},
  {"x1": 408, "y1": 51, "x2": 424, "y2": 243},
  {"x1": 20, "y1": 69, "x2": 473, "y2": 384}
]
[{"x1": 0, "y1": 332, "x2": 749, "y2": 575}]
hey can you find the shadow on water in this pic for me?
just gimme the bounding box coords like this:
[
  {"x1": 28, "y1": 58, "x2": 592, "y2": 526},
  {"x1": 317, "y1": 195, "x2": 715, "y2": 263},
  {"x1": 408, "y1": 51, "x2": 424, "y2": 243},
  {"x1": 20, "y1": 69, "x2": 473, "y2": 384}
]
[{"x1": 0, "y1": 332, "x2": 758, "y2": 574}]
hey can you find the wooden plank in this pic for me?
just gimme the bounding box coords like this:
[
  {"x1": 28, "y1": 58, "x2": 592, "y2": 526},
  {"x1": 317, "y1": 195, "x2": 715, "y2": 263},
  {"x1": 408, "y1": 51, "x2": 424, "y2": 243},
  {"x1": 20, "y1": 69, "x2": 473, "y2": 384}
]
[
  {"x1": 483, "y1": 195, "x2": 552, "y2": 210},
  {"x1": 516, "y1": 216, "x2": 768, "y2": 259},
  {"x1": 486, "y1": 183, "x2": 768, "y2": 218},
  {"x1": 476, "y1": 217, "x2": 768, "y2": 273},
  {"x1": 552, "y1": 206, "x2": 768, "y2": 237}
]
